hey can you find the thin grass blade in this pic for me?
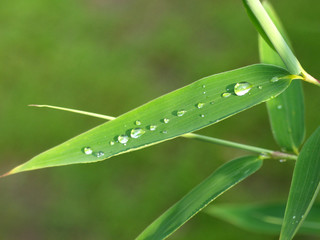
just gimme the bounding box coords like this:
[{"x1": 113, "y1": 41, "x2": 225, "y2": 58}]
[
  {"x1": 259, "y1": 1, "x2": 305, "y2": 153},
  {"x1": 1, "y1": 64, "x2": 291, "y2": 176},
  {"x1": 136, "y1": 156, "x2": 263, "y2": 240},
  {"x1": 205, "y1": 203, "x2": 320, "y2": 235},
  {"x1": 280, "y1": 127, "x2": 320, "y2": 240}
]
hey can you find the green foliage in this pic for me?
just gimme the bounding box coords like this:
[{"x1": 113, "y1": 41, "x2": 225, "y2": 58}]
[
  {"x1": 280, "y1": 127, "x2": 320, "y2": 240},
  {"x1": 3, "y1": 65, "x2": 291, "y2": 175},
  {"x1": 259, "y1": 1, "x2": 305, "y2": 154},
  {"x1": 1, "y1": 1, "x2": 319, "y2": 240},
  {"x1": 137, "y1": 156, "x2": 263, "y2": 240},
  {"x1": 205, "y1": 203, "x2": 320, "y2": 234}
]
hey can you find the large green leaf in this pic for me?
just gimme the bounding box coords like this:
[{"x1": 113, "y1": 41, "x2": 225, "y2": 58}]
[
  {"x1": 205, "y1": 203, "x2": 320, "y2": 235},
  {"x1": 259, "y1": 1, "x2": 305, "y2": 153},
  {"x1": 280, "y1": 127, "x2": 320, "y2": 240},
  {"x1": 136, "y1": 156, "x2": 263, "y2": 240},
  {"x1": 1, "y1": 64, "x2": 291, "y2": 176}
]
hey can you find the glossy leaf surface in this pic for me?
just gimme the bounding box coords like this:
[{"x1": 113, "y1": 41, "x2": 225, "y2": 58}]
[{"x1": 2, "y1": 64, "x2": 291, "y2": 176}]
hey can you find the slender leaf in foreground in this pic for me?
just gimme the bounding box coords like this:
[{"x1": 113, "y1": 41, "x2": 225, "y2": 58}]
[
  {"x1": 1, "y1": 64, "x2": 292, "y2": 176},
  {"x1": 280, "y1": 127, "x2": 320, "y2": 240},
  {"x1": 205, "y1": 203, "x2": 320, "y2": 235},
  {"x1": 136, "y1": 156, "x2": 263, "y2": 240},
  {"x1": 259, "y1": 1, "x2": 305, "y2": 153}
]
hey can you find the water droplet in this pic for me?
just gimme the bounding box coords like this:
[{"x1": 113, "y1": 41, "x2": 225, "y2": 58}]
[
  {"x1": 210, "y1": 101, "x2": 214, "y2": 105},
  {"x1": 271, "y1": 76, "x2": 279, "y2": 83},
  {"x1": 203, "y1": 91, "x2": 206, "y2": 94},
  {"x1": 163, "y1": 118, "x2": 170, "y2": 124},
  {"x1": 149, "y1": 125, "x2": 157, "y2": 131},
  {"x1": 277, "y1": 105, "x2": 283, "y2": 109},
  {"x1": 118, "y1": 135, "x2": 129, "y2": 144},
  {"x1": 109, "y1": 141, "x2": 115, "y2": 146},
  {"x1": 83, "y1": 147, "x2": 93, "y2": 155},
  {"x1": 279, "y1": 159, "x2": 287, "y2": 163},
  {"x1": 177, "y1": 110, "x2": 187, "y2": 117},
  {"x1": 234, "y1": 82, "x2": 253, "y2": 96},
  {"x1": 222, "y1": 92, "x2": 231, "y2": 98},
  {"x1": 200, "y1": 114, "x2": 205, "y2": 118},
  {"x1": 130, "y1": 128, "x2": 145, "y2": 139},
  {"x1": 202, "y1": 84, "x2": 206, "y2": 88},
  {"x1": 95, "y1": 151, "x2": 105, "y2": 157},
  {"x1": 197, "y1": 103, "x2": 205, "y2": 109},
  {"x1": 135, "y1": 120, "x2": 141, "y2": 126},
  {"x1": 293, "y1": 216, "x2": 296, "y2": 219},
  {"x1": 162, "y1": 130, "x2": 168, "y2": 134},
  {"x1": 258, "y1": 86, "x2": 263, "y2": 90}
]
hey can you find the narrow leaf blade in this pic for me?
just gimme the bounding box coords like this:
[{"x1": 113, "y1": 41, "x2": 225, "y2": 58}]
[
  {"x1": 205, "y1": 203, "x2": 320, "y2": 235},
  {"x1": 280, "y1": 127, "x2": 320, "y2": 240},
  {"x1": 136, "y1": 156, "x2": 263, "y2": 240},
  {"x1": 2, "y1": 64, "x2": 291, "y2": 176},
  {"x1": 243, "y1": 0, "x2": 301, "y2": 75},
  {"x1": 259, "y1": 1, "x2": 305, "y2": 153}
]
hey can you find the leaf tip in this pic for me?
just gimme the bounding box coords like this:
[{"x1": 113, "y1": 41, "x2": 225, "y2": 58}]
[{"x1": 0, "y1": 170, "x2": 13, "y2": 178}]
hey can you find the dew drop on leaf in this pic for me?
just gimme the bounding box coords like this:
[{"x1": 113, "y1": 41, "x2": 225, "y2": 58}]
[
  {"x1": 222, "y1": 92, "x2": 231, "y2": 98},
  {"x1": 130, "y1": 128, "x2": 145, "y2": 139},
  {"x1": 197, "y1": 103, "x2": 205, "y2": 109},
  {"x1": 177, "y1": 110, "x2": 187, "y2": 117},
  {"x1": 109, "y1": 141, "x2": 115, "y2": 146},
  {"x1": 95, "y1": 151, "x2": 105, "y2": 157},
  {"x1": 83, "y1": 147, "x2": 93, "y2": 155},
  {"x1": 118, "y1": 135, "x2": 129, "y2": 144},
  {"x1": 163, "y1": 118, "x2": 170, "y2": 124},
  {"x1": 270, "y1": 76, "x2": 279, "y2": 83},
  {"x1": 149, "y1": 125, "x2": 157, "y2": 131},
  {"x1": 135, "y1": 120, "x2": 141, "y2": 126},
  {"x1": 234, "y1": 82, "x2": 253, "y2": 96}
]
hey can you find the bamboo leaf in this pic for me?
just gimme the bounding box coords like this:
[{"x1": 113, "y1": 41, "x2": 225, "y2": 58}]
[
  {"x1": 205, "y1": 203, "x2": 320, "y2": 235},
  {"x1": 280, "y1": 127, "x2": 320, "y2": 240},
  {"x1": 243, "y1": 0, "x2": 320, "y2": 86},
  {"x1": 1, "y1": 64, "x2": 291, "y2": 176},
  {"x1": 259, "y1": 1, "x2": 305, "y2": 153},
  {"x1": 136, "y1": 156, "x2": 263, "y2": 240},
  {"x1": 243, "y1": 0, "x2": 301, "y2": 75}
]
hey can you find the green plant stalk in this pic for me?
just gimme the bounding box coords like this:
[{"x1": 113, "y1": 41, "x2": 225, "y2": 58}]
[
  {"x1": 243, "y1": 0, "x2": 320, "y2": 86},
  {"x1": 29, "y1": 104, "x2": 297, "y2": 161}
]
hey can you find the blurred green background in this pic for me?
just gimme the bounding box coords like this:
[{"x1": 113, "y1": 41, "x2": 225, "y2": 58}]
[{"x1": 0, "y1": 0, "x2": 319, "y2": 239}]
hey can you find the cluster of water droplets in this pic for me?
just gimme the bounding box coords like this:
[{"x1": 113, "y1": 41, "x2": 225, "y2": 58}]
[
  {"x1": 82, "y1": 147, "x2": 105, "y2": 158},
  {"x1": 82, "y1": 76, "x2": 284, "y2": 156}
]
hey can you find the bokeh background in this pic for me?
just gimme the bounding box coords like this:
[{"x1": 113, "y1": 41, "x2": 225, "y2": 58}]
[{"x1": 0, "y1": 0, "x2": 319, "y2": 239}]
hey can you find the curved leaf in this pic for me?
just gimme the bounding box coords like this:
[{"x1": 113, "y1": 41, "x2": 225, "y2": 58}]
[
  {"x1": 136, "y1": 156, "x2": 263, "y2": 240},
  {"x1": 259, "y1": 1, "x2": 305, "y2": 153},
  {"x1": 1, "y1": 64, "x2": 291, "y2": 176},
  {"x1": 280, "y1": 127, "x2": 320, "y2": 240},
  {"x1": 205, "y1": 203, "x2": 320, "y2": 235}
]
